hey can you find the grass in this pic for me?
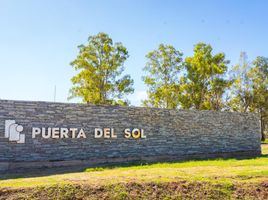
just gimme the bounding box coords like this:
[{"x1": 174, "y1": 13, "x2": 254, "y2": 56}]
[
  {"x1": 262, "y1": 138, "x2": 268, "y2": 144},
  {"x1": 0, "y1": 145, "x2": 267, "y2": 188},
  {"x1": 0, "y1": 145, "x2": 267, "y2": 199}
]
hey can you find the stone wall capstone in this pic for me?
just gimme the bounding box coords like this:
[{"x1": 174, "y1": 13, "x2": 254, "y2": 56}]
[{"x1": 0, "y1": 99, "x2": 261, "y2": 171}]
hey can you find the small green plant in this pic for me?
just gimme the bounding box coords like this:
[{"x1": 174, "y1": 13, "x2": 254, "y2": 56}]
[
  {"x1": 85, "y1": 167, "x2": 104, "y2": 172},
  {"x1": 116, "y1": 191, "x2": 129, "y2": 200}
]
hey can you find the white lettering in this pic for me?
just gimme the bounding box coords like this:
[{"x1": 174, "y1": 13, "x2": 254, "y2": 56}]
[
  {"x1": 111, "y1": 128, "x2": 117, "y2": 138},
  {"x1": 77, "y1": 129, "x2": 86, "y2": 138},
  {"x1": 32, "y1": 127, "x2": 41, "y2": 138},
  {"x1": 103, "y1": 128, "x2": 110, "y2": 138},
  {"x1": 69, "y1": 128, "x2": 78, "y2": 138},
  {"x1": 141, "y1": 129, "x2": 146, "y2": 138},
  {"x1": 94, "y1": 128, "x2": 103, "y2": 138},
  {"x1": 52, "y1": 128, "x2": 60, "y2": 138},
  {"x1": 124, "y1": 128, "x2": 131, "y2": 138},
  {"x1": 60, "y1": 128, "x2": 69, "y2": 138},
  {"x1": 42, "y1": 127, "x2": 51, "y2": 139},
  {"x1": 31, "y1": 127, "x2": 145, "y2": 140}
]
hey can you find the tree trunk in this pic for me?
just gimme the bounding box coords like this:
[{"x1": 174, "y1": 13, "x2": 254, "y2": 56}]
[{"x1": 261, "y1": 115, "x2": 266, "y2": 141}]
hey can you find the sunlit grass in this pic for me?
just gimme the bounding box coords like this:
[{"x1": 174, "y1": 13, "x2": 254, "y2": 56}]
[
  {"x1": 262, "y1": 138, "x2": 268, "y2": 144},
  {"x1": 0, "y1": 145, "x2": 267, "y2": 188}
]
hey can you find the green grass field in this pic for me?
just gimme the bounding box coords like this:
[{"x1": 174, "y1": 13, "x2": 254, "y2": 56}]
[{"x1": 0, "y1": 145, "x2": 267, "y2": 199}]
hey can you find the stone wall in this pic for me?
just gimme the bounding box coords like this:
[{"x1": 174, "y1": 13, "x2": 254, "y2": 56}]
[{"x1": 0, "y1": 100, "x2": 261, "y2": 171}]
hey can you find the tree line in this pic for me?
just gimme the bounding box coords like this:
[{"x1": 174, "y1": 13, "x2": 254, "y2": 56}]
[{"x1": 69, "y1": 32, "x2": 268, "y2": 141}]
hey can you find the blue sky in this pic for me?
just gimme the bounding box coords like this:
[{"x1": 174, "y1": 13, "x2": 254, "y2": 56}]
[{"x1": 0, "y1": 0, "x2": 267, "y2": 105}]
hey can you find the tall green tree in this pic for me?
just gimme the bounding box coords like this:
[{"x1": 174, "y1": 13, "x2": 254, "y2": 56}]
[
  {"x1": 179, "y1": 43, "x2": 230, "y2": 110},
  {"x1": 229, "y1": 54, "x2": 268, "y2": 141},
  {"x1": 69, "y1": 32, "x2": 134, "y2": 105},
  {"x1": 228, "y1": 52, "x2": 254, "y2": 112},
  {"x1": 251, "y1": 56, "x2": 268, "y2": 141},
  {"x1": 142, "y1": 44, "x2": 184, "y2": 109}
]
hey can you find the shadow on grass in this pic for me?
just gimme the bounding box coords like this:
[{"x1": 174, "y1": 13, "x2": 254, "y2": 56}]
[
  {"x1": 261, "y1": 139, "x2": 268, "y2": 145},
  {"x1": 1, "y1": 151, "x2": 267, "y2": 181}
]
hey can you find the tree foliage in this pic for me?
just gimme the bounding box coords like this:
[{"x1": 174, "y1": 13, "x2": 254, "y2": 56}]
[
  {"x1": 229, "y1": 54, "x2": 268, "y2": 140},
  {"x1": 179, "y1": 43, "x2": 230, "y2": 110},
  {"x1": 142, "y1": 44, "x2": 184, "y2": 109},
  {"x1": 69, "y1": 34, "x2": 268, "y2": 140},
  {"x1": 251, "y1": 57, "x2": 268, "y2": 140},
  {"x1": 228, "y1": 52, "x2": 254, "y2": 112},
  {"x1": 69, "y1": 32, "x2": 134, "y2": 105}
]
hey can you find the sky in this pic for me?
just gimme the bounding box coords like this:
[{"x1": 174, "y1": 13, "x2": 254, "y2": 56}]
[{"x1": 0, "y1": 0, "x2": 267, "y2": 106}]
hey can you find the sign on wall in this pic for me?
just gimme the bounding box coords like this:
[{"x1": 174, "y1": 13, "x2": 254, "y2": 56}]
[{"x1": 3, "y1": 120, "x2": 146, "y2": 144}]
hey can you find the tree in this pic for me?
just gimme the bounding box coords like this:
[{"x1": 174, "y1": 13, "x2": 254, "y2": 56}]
[
  {"x1": 228, "y1": 54, "x2": 268, "y2": 141},
  {"x1": 228, "y1": 52, "x2": 254, "y2": 112},
  {"x1": 69, "y1": 32, "x2": 134, "y2": 105},
  {"x1": 142, "y1": 44, "x2": 184, "y2": 109},
  {"x1": 251, "y1": 56, "x2": 268, "y2": 141},
  {"x1": 179, "y1": 43, "x2": 230, "y2": 110}
]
